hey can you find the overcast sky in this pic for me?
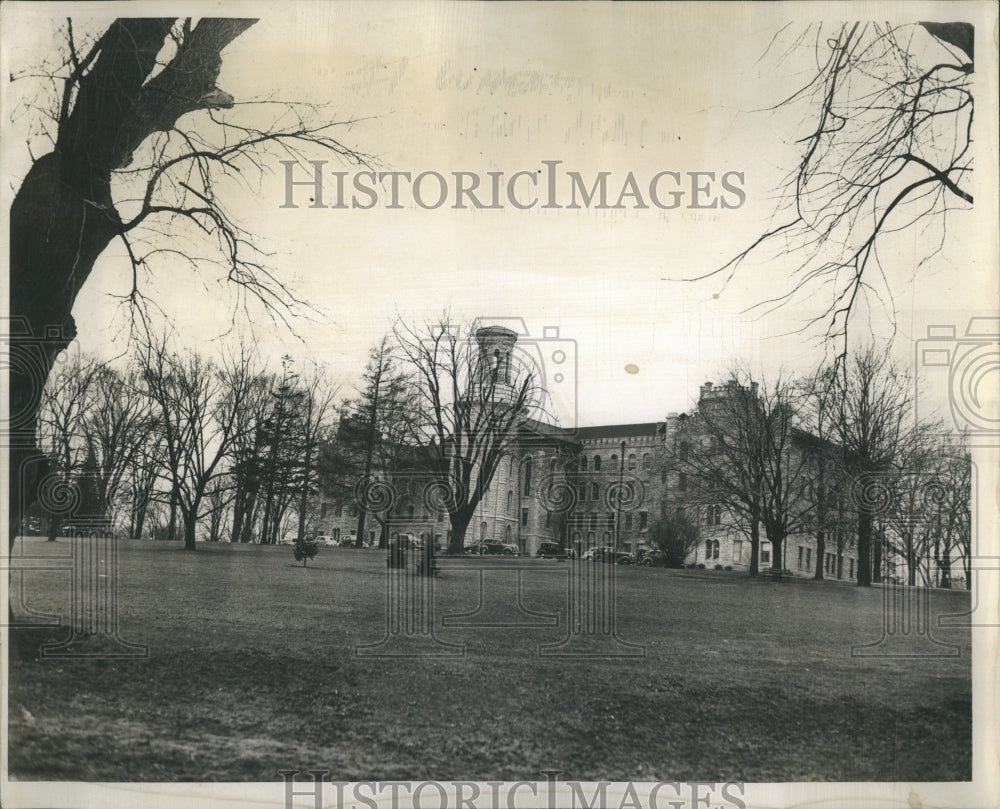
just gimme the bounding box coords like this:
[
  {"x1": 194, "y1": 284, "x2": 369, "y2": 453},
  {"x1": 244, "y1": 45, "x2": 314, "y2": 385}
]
[{"x1": 2, "y1": 2, "x2": 996, "y2": 428}]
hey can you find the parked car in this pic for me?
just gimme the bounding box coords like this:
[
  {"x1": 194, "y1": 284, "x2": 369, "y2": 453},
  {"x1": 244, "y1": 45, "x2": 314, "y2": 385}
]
[
  {"x1": 339, "y1": 534, "x2": 358, "y2": 547},
  {"x1": 582, "y1": 546, "x2": 632, "y2": 564},
  {"x1": 465, "y1": 540, "x2": 519, "y2": 556},
  {"x1": 536, "y1": 541, "x2": 568, "y2": 559},
  {"x1": 636, "y1": 548, "x2": 669, "y2": 567},
  {"x1": 579, "y1": 545, "x2": 614, "y2": 561}
]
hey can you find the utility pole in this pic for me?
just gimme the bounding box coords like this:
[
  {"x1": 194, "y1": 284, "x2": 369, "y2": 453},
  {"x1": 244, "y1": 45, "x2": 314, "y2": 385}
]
[{"x1": 615, "y1": 440, "x2": 625, "y2": 554}]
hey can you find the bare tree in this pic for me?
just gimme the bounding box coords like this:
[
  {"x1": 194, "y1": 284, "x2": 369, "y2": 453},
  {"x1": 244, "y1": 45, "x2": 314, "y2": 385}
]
[
  {"x1": 796, "y1": 366, "x2": 857, "y2": 580},
  {"x1": 693, "y1": 23, "x2": 973, "y2": 351},
  {"x1": 829, "y1": 346, "x2": 913, "y2": 586},
  {"x1": 8, "y1": 17, "x2": 370, "y2": 545},
  {"x1": 78, "y1": 364, "x2": 159, "y2": 532},
  {"x1": 139, "y1": 338, "x2": 260, "y2": 549},
  {"x1": 676, "y1": 372, "x2": 812, "y2": 575},
  {"x1": 36, "y1": 353, "x2": 102, "y2": 539},
  {"x1": 394, "y1": 319, "x2": 541, "y2": 554}
]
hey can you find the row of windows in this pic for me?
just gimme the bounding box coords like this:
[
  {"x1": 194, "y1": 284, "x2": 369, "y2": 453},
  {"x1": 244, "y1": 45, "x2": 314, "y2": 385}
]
[{"x1": 579, "y1": 453, "x2": 654, "y2": 472}]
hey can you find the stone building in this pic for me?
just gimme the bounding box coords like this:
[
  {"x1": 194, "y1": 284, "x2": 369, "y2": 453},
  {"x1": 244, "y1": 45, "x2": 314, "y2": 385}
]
[{"x1": 317, "y1": 327, "x2": 861, "y2": 579}]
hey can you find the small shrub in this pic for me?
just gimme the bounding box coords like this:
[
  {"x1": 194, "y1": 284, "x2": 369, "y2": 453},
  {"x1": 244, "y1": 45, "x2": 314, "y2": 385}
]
[
  {"x1": 696, "y1": 563, "x2": 706, "y2": 569},
  {"x1": 292, "y1": 536, "x2": 319, "y2": 567},
  {"x1": 714, "y1": 564, "x2": 723, "y2": 570},
  {"x1": 724, "y1": 565, "x2": 733, "y2": 571}
]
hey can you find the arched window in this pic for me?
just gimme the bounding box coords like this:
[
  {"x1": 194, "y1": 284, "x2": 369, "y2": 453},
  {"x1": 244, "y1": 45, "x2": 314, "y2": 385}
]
[
  {"x1": 705, "y1": 539, "x2": 713, "y2": 559},
  {"x1": 509, "y1": 455, "x2": 515, "y2": 475},
  {"x1": 572, "y1": 531, "x2": 581, "y2": 544},
  {"x1": 480, "y1": 521, "x2": 487, "y2": 541},
  {"x1": 522, "y1": 457, "x2": 532, "y2": 496},
  {"x1": 628, "y1": 453, "x2": 637, "y2": 470},
  {"x1": 587, "y1": 531, "x2": 595, "y2": 544},
  {"x1": 594, "y1": 455, "x2": 602, "y2": 471},
  {"x1": 610, "y1": 453, "x2": 618, "y2": 467},
  {"x1": 579, "y1": 456, "x2": 587, "y2": 471},
  {"x1": 549, "y1": 456, "x2": 557, "y2": 472},
  {"x1": 602, "y1": 532, "x2": 610, "y2": 544},
  {"x1": 591, "y1": 482, "x2": 600, "y2": 501},
  {"x1": 506, "y1": 490, "x2": 513, "y2": 513},
  {"x1": 505, "y1": 524, "x2": 512, "y2": 542},
  {"x1": 642, "y1": 453, "x2": 652, "y2": 470},
  {"x1": 712, "y1": 540, "x2": 720, "y2": 560}
]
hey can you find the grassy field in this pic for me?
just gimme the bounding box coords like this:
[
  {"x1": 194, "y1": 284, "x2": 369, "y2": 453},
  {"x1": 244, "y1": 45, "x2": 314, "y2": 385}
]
[{"x1": 7, "y1": 538, "x2": 971, "y2": 782}]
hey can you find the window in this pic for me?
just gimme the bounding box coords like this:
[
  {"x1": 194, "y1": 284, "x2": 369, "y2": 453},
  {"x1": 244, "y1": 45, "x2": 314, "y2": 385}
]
[
  {"x1": 712, "y1": 540, "x2": 720, "y2": 559},
  {"x1": 733, "y1": 540, "x2": 743, "y2": 563},
  {"x1": 849, "y1": 558, "x2": 855, "y2": 578},
  {"x1": 521, "y1": 508, "x2": 529, "y2": 527},
  {"x1": 549, "y1": 457, "x2": 557, "y2": 472},
  {"x1": 610, "y1": 453, "x2": 618, "y2": 467},
  {"x1": 706, "y1": 505, "x2": 721, "y2": 525},
  {"x1": 642, "y1": 453, "x2": 652, "y2": 470},
  {"x1": 705, "y1": 539, "x2": 713, "y2": 559},
  {"x1": 579, "y1": 456, "x2": 587, "y2": 471},
  {"x1": 320, "y1": 503, "x2": 329, "y2": 519},
  {"x1": 505, "y1": 524, "x2": 512, "y2": 542},
  {"x1": 593, "y1": 455, "x2": 602, "y2": 471},
  {"x1": 761, "y1": 543, "x2": 771, "y2": 564},
  {"x1": 628, "y1": 453, "x2": 637, "y2": 470},
  {"x1": 523, "y1": 457, "x2": 532, "y2": 496},
  {"x1": 591, "y1": 482, "x2": 600, "y2": 501},
  {"x1": 587, "y1": 531, "x2": 595, "y2": 544},
  {"x1": 572, "y1": 531, "x2": 581, "y2": 544},
  {"x1": 798, "y1": 546, "x2": 804, "y2": 569},
  {"x1": 625, "y1": 513, "x2": 633, "y2": 530},
  {"x1": 480, "y1": 521, "x2": 487, "y2": 541},
  {"x1": 805, "y1": 548, "x2": 812, "y2": 569},
  {"x1": 579, "y1": 484, "x2": 587, "y2": 501},
  {"x1": 506, "y1": 490, "x2": 513, "y2": 513},
  {"x1": 639, "y1": 511, "x2": 648, "y2": 530}
]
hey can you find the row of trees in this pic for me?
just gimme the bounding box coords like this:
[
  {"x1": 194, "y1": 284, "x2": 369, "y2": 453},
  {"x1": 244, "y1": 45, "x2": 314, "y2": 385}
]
[
  {"x1": 34, "y1": 339, "x2": 338, "y2": 550},
  {"x1": 665, "y1": 347, "x2": 971, "y2": 588}
]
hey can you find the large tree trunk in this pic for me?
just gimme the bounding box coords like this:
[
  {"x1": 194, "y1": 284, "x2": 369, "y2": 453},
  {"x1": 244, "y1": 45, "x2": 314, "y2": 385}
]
[
  {"x1": 856, "y1": 508, "x2": 873, "y2": 587},
  {"x1": 7, "y1": 18, "x2": 256, "y2": 549},
  {"x1": 447, "y1": 516, "x2": 470, "y2": 554},
  {"x1": 814, "y1": 529, "x2": 826, "y2": 580},
  {"x1": 748, "y1": 520, "x2": 760, "y2": 577}
]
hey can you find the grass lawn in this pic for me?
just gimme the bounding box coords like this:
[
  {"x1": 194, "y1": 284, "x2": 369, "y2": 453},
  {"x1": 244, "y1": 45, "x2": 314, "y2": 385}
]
[{"x1": 7, "y1": 538, "x2": 971, "y2": 782}]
